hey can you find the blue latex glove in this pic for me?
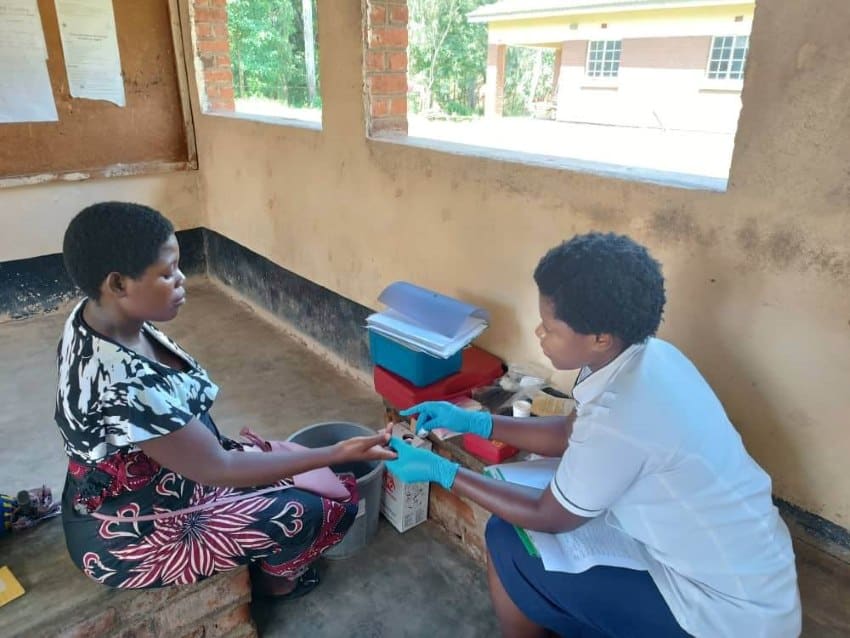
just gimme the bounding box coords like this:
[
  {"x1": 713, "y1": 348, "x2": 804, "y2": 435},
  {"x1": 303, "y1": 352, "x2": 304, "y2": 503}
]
[
  {"x1": 399, "y1": 401, "x2": 493, "y2": 439},
  {"x1": 385, "y1": 437, "x2": 459, "y2": 490}
]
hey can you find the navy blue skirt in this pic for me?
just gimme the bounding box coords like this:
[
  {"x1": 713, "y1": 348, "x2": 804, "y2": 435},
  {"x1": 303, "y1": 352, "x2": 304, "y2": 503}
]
[{"x1": 486, "y1": 516, "x2": 691, "y2": 637}]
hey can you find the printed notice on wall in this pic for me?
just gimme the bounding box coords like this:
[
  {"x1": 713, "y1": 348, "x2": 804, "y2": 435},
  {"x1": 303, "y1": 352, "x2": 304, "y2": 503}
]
[
  {"x1": 0, "y1": 0, "x2": 48, "y2": 57},
  {"x1": 55, "y1": 0, "x2": 125, "y2": 106},
  {"x1": 0, "y1": 0, "x2": 58, "y2": 123}
]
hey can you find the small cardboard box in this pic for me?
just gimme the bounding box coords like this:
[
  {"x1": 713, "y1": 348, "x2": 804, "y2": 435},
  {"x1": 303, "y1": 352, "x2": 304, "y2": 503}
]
[{"x1": 381, "y1": 423, "x2": 432, "y2": 533}]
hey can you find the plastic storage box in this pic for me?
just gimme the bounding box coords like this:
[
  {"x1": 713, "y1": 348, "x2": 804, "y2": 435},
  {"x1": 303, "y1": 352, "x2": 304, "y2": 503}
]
[
  {"x1": 369, "y1": 330, "x2": 463, "y2": 387},
  {"x1": 373, "y1": 345, "x2": 505, "y2": 409}
]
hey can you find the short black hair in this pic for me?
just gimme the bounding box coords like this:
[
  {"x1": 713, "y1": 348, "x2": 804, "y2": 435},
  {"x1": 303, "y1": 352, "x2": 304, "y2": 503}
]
[
  {"x1": 63, "y1": 202, "x2": 174, "y2": 301},
  {"x1": 534, "y1": 232, "x2": 666, "y2": 346}
]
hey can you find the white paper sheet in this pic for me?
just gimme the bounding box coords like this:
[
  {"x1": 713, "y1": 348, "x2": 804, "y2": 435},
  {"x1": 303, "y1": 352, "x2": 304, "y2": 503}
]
[
  {"x1": 487, "y1": 459, "x2": 650, "y2": 574},
  {"x1": 0, "y1": 56, "x2": 58, "y2": 123},
  {"x1": 0, "y1": 0, "x2": 57, "y2": 123},
  {"x1": 367, "y1": 308, "x2": 487, "y2": 359},
  {"x1": 0, "y1": 0, "x2": 48, "y2": 58},
  {"x1": 378, "y1": 281, "x2": 490, "y2": 338},
  {"x1": 55, "y1": 0, "x2": 125, "y2": 106},
  {"x1": 367, "y1": 281, "x2": 489, "y2": 359},
  {"x1": 542, "y1": 516, "x2": 649, "y2": 573}
]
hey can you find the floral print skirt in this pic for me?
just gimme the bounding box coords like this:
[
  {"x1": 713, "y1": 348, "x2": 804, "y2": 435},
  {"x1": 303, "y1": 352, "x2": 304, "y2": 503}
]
[{"x1": 62, "y1": 468, "x2": 358, "y2": 589}]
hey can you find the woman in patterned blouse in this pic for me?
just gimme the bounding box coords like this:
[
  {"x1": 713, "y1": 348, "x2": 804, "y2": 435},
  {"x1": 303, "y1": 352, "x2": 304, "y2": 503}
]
[{"x1": 55, "y1": 202, "x2": 395, "y2": 598}]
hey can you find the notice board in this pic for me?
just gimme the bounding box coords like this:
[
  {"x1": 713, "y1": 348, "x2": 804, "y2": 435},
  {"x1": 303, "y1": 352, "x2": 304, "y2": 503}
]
[{"x1": 0, "y1": 0, "x2": 196, "y2": 186}]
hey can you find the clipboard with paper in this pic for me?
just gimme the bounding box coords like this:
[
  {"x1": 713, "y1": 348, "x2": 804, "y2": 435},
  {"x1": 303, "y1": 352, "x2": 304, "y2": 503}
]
[
  {"x1": 366, "y1": 282, "x2": 490, "y2": 359},
  {"x1": 485, "y1": 459, "x2": 649, "y2": 574}
]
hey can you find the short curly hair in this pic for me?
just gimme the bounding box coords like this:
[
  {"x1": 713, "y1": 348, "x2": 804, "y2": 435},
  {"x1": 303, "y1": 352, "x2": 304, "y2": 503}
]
[
  {"x1": 63, "y1": 202, "x2": 174, "y2": 301},
  {"x1": 533, "y1": 233, "x2": 666, "y2": 346}
]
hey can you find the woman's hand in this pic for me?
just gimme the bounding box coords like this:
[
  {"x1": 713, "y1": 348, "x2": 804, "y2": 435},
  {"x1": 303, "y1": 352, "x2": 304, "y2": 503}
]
[
  {"x1": 332, "y1": 426, "x2": 397, "y2": 464},
  {"x1": 141, "y1": 420, "x2": 396, "y2": 488}
]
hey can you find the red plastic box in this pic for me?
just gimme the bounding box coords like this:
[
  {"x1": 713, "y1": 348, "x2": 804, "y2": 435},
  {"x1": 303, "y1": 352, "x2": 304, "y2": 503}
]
[
  {"x1": 462, "y1": 434, "x2": 519, "y2": 464},
  {"x1": 374, "y1": 346, "x2": 504, "y2": 410}
]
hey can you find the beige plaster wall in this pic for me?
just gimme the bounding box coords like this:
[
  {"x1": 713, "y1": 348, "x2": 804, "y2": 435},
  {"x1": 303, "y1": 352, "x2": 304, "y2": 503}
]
[
  {"x1": 624, "y1": 36, "x2": 711, "y2": 69},
  {"x1": 0, "y1": 174, "x2": 203, "y2": 262},
  {"x1": 193, "y1": 1, "x2": 848, "y2": 526}
]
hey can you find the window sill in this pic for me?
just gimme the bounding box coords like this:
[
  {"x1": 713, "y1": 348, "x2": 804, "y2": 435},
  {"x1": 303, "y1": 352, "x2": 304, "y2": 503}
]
[
  {"x1": 699, "y1": 80, "x2": 744, "y2": 94},
  {"x1": 581, "y1": 79, "x2": 619, "y2": 90},
  {"x1": 369, "y1": 133, "x2": 727, "y2": 193},
  {"x1": 202, "y1": 109, "x2": 323, "y2": 131}
]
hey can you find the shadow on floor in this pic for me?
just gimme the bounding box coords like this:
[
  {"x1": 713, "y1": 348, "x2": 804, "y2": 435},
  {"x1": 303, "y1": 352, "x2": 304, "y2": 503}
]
[{"x1": 252, "y1": 520, "x2": 498, "y2": 638}]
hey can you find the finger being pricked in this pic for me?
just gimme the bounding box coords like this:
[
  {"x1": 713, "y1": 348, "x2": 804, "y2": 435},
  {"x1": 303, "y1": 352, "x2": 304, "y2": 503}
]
[
  {"x1": 370, "y1": 444, "x2": 398, "y2": 461},
  {"x1": 362, "y1": 432, "x2": 397, "y2": 460},
  {"x1": 339, "y1": 433, "x2": 388, "y2": 456},
  {"x1": 360, "y1": 432, "x2": 391, "y2": 449}
]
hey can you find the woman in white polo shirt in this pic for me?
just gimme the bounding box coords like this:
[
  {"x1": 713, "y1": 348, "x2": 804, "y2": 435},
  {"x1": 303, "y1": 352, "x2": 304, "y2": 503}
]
[{"x1": 386, "y1": 233, "x2": 801, "y2": 638}]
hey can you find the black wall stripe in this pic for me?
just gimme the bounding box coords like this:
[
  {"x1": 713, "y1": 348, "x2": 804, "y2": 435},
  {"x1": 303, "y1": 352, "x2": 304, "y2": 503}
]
[
  {"x1": 0, "y1": 228, "x2": 206, "y2": 320},
  {"x1": 204, "y1": 229, "x2": 373, "y2": 373}
]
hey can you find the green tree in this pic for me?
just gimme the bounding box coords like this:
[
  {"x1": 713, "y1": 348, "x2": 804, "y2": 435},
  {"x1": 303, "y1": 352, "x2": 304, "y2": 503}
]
[
  {"x1": 409, "y1": 0, "x2": 557, "y2": 118},
  {"x1": 503, "y1": 47, "x2": 555, "y2": 116},
  {"x1": 408, "y1": 0, "x2": 489, "y2": 116},
  {"x1": 226, "y1": 0, "x2": 320, "y2": 107}
]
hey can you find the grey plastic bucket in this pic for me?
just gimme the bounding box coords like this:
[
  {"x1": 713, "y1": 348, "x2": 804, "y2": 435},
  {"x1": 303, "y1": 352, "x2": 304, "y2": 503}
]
[{"x1": 286, "y1": 421, "x2": 384, "y2": 559}]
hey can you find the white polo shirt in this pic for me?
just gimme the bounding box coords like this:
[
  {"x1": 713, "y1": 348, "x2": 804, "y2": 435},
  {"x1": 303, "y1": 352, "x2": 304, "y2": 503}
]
[{"x1": 551, "y1": 338, "x2": 801, "y2": 638}]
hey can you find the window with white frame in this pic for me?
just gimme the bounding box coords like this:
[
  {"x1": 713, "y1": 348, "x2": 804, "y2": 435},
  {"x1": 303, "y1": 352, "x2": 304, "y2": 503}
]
[
  {"x1": 586, "y1": 40, "x2": 622, "y2": 78},
  {"x1": 707, "y1": 35, "x2": 749, "y2": 80}
]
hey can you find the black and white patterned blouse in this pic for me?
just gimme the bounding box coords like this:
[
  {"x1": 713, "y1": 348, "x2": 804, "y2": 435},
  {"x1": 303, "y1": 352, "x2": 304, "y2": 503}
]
[{"x1": 55, "y1": 300, "x2": 219, "y2": 466}]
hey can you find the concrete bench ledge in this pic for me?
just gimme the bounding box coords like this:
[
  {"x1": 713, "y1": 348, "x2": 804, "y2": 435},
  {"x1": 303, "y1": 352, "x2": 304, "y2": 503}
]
[{"x1": 0, "y1": 519, "x2": 257, "y2": 638}]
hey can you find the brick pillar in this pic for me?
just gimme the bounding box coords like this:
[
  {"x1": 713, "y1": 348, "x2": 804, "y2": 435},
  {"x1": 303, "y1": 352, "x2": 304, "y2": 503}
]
[
  {"x1": 192, "y1": 0, "x2": 235, "y2": 112},
  {"x1": 484, "y1": 43, "x2": 506, "y2": 118},
  {"x1": 364, "y1": 0, "x2": 408, "y2": 135}
]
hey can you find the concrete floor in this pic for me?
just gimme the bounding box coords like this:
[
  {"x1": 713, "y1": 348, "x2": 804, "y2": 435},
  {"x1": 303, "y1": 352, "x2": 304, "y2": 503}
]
[{"x1": 1, "y1": 278, "x2": 848, "y2": 637}]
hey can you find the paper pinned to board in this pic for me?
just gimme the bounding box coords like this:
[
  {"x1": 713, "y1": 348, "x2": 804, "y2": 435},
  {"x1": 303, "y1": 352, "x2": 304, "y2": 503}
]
[
  {"x1": 0, "y1": 56, "x2": 58, "y2": 123},
  {"x1": 0, "y1": 0, "x2": 57, "y2": 123},
  {"x1": 0, "y1": 0, "x2": 48, "y2": 58},
  {"x1": 55, "y1": 0, "x2": 125, "y2": 106},
  {"x1": 487, "y1": 459, "x2": 649, "y2": 574}
]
